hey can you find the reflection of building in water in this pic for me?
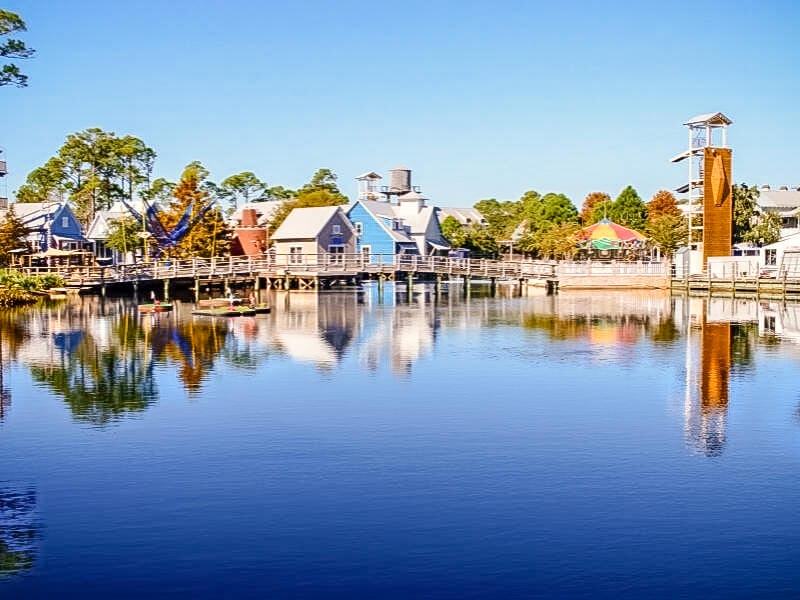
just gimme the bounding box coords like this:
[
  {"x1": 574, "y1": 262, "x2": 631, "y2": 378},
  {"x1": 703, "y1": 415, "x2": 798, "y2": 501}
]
[
  {"x1": 262, "y1": 292, "x2": 360, "y2": 369},
  {"x1": 682, "y1": 298, "x2": 732, "y2": 456},
  {"x1": 359, "y1": 289, "x2": 437, "y2": 376}
]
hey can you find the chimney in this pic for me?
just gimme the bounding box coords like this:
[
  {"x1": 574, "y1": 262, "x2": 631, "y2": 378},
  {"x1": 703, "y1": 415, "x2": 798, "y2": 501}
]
[{"x1": 241, "y1": 208, "x2": 258, "y2": 227}]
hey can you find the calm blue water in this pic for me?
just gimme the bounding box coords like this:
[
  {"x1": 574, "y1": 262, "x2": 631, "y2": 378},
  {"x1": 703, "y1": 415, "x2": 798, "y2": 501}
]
[{"x1": 1, "y1": 285, "x2": 799, "y2": 598}]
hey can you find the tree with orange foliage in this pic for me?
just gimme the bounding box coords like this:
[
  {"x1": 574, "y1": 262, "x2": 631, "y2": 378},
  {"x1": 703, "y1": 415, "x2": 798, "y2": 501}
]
[
  {"x1": 161, "y1": 162, "x2": 230, "y2": 258},
  {"x1": 647, "y1": 190, "x2": 682, "y2": 221},
  {"x1": 580, "y1": 191, "x2": 610, "y2": 224}
]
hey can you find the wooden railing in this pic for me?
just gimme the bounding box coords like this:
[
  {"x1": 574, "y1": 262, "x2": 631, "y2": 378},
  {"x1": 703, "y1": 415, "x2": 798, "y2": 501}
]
[{"x1": 19, "y1": 253, "x2": 557, "y2": 285}]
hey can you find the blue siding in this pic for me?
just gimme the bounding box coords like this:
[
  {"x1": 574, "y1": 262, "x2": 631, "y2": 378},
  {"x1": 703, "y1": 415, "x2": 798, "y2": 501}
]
[
  {"x1": 51, "y1": 205, "x2": 84, "y2": 241},
  {"x1": 346, "y1": 203, "x2": 396, "y2": 264}
]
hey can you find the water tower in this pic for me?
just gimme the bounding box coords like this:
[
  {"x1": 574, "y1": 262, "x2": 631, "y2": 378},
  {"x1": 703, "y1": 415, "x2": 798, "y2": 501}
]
[{"x1": 671, "y1": 113, "x2": 733, "y2": 272}]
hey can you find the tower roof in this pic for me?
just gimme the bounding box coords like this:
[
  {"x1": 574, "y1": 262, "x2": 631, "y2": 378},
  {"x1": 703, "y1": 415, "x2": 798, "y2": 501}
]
[
  {"x1": 356, "y1": 171, "x2": 382, "y2": 180},
  {"x1": 683, "y1": 112, "x2": 732, "y2": 126}
]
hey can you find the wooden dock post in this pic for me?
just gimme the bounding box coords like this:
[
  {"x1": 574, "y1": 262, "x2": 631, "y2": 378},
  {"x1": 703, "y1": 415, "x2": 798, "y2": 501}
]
[
  {"x1": 194, "y1": 278, "x2": 200, "y2": 303},
  {"x1": 406, "y1": 272, "x2": 413, "y2": 296},
  {"x1": 378, "y1": 274, "x2": 385, "y2": 304},
  {"x1": 254, "y1": 276, "x2": 260, "y2": 303},
  {"x1": 163, "y1": 278, "x2": 170, "y2": 302},
  {"x1": 490, "y1": 277, "x2": 496, "y2": 297}
]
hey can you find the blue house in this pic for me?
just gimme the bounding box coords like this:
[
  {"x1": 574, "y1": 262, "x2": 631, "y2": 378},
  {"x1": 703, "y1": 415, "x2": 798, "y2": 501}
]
[
  {"x1": 0, "y1": 202, "x2": 86, "y2": 251},
  {"x1": 347, "y1": 168, "x2": 449, "y2": 262}
]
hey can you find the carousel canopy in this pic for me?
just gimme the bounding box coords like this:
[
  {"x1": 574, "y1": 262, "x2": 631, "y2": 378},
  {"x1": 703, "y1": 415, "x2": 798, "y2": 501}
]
[{"x1": 577, "y1": 218, "x2": 646, "y2": 250}]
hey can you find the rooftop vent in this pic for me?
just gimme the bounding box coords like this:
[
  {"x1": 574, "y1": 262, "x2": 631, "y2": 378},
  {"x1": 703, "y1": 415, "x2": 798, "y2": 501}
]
[{"x1": 761, "y1": 184, "x2": 771, "y2": 191}]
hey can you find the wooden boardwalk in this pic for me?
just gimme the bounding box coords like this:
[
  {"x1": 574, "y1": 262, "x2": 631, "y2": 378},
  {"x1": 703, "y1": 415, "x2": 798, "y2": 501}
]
[{"x1": 20, "y1": 253, "x2": 558, "y2": 294}]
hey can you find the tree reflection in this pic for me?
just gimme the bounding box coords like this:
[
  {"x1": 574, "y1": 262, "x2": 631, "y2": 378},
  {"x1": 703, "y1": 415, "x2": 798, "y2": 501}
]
[
  {"x1": 0, "y1": 486, "x2": 39, "y2": 578},
  {"x1": 28, "y1": 313, "x2": 157, "y2": 426},
  {"x1": 149, "y1": 317, "x2": 228, "y2": 393}
]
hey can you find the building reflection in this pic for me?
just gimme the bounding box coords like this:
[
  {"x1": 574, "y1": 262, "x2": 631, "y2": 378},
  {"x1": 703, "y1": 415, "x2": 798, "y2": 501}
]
[{"x1": 682, "y1": 301, "x2": 732, "y2": 457}]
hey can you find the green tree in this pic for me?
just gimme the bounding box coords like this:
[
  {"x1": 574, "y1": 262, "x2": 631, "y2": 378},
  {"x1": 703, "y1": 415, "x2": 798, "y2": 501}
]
[
  {"x1": 534, "y1": 222, "x2": 580, "y2": 259},
  {"x1": 580, "y1": 191, "x2": 610, "y2": 224},
  {"x1": 15, "y1": 159, "x2": 64, "y2": 203},
  {"x1": 16, "y1": 129, "x2": 156, "y2": 225},
  {"x1": 732, "y1": 183, "x2": 780, "y2": 245},
  {"x1": 646, "y1": 214, "x2": 687, "y2": 257},
  {"x1": 474, "y1": 198, "x2": 522, "y2": 241},
  {"x1": 535, "y1": 193, "x2": 578, "y2": 229},
  {"x1": 220, "y1": 171, "x2": 265, "y2": 211},
  {"x1": 269, "y1": 169, "x2": 348, "y2": 234},
  {"x1": 440, "y1": 215, "x2": 467, "y2": 247},
  {"x1": 0, "y1": 9, "x2": 34, "y2": 87},
  {"x1": 104, "y1": 216, "x2": 144, "y2": 259},
  {"x1": 610, "y1": 185, "x2": 647, "y2": 231},
  {"x1": 0, "y1": 207, "x2": 30, "y2": 265}
]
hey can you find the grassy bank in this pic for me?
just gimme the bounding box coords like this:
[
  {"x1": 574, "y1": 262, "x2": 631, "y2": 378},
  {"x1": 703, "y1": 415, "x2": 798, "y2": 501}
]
[{"x1": 0, "y1": 270, "x2": 66, "y2": 307}]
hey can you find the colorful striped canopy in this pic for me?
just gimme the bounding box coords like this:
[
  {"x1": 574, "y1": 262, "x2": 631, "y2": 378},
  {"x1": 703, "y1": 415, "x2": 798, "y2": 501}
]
[{"x1": 577, "y1": 218, "x2": 646, "y2": 250}]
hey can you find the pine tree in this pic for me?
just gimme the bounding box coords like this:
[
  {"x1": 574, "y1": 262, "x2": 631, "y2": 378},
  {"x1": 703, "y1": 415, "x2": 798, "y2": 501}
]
[{"x1": 611, "y1": 185, "x2": 647, "y2": 231}]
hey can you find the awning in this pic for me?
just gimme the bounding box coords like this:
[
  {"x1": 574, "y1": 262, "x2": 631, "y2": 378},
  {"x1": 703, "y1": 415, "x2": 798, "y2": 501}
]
[{"x1": 32, "y1": 248, "x2": 75, "y2": 258}]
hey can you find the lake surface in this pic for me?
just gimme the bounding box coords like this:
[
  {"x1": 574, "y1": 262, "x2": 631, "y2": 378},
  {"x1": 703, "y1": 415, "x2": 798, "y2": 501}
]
[{"x1": 1, "y1": 284, "x2": 799, "y2": 598}]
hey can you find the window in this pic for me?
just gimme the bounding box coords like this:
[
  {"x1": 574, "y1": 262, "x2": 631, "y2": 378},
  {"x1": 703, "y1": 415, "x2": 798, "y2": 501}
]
[
  {"x1": 328, "y1": 245, "x2": 344, "y2": 263},
  {"x1": 392, "y1": 219, "x2": 402, "y2": 230},
  {"x1": 354, "y1": 222, "x2": 363, "y2": 236},
  {"x1": 289, "y1": 246, "x2": 303, "y2": 264},
  {"x1": 61, "y1": 216, "x2": 69, "y2": 228},
  {"x1": 332, "y1": 224, "x2": 341, "y2": 235},
  {"x1": 765, "y1": 249, "x2": 777, "y2": 266}
]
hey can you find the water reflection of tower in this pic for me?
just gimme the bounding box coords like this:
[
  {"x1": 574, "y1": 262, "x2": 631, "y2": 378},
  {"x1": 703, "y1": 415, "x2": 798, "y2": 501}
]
[{"x1": 683, "y1": 298, "x2": 731, "y2": 456}]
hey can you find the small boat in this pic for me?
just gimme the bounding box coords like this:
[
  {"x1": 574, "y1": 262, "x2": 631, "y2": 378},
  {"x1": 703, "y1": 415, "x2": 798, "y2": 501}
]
[
  {"x1": 192, "y1": 305, "x2": 256, "y2": 317},
  {"x1": 252, "y1": 304, "x2": 271, "y2": 314},
  {"x1": 47, "y1": 287, "x2": 69, "y2": 299},
  {"x1": 138, "y1": 302, "x2": 173, "y2": 314},
  {"x1": 197, "y1": 297, "x2": 243, "y2": 308}
]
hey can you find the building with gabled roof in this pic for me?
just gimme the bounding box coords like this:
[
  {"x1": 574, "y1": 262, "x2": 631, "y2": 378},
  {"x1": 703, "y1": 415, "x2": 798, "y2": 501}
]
[
  {"x1": 347, "y1": 166, "x2": 450, "y2": 260},
  {"x1": 0, "y1": 201, "x2": 85, "y2": 251},
  {"x1": 270, "y1": 206, "x2": 356, "y2": 266}
]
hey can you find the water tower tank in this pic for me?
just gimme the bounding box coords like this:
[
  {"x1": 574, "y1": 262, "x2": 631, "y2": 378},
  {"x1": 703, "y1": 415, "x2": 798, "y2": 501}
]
[{"x1": 389, "y1": 166, "x2": 411, "y2": 194}]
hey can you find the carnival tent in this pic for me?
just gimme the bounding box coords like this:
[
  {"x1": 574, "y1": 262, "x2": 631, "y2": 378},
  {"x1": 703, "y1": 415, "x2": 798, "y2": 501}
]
[{"x1": 577, "y1": 218, "x2": 647, "y2": 250}]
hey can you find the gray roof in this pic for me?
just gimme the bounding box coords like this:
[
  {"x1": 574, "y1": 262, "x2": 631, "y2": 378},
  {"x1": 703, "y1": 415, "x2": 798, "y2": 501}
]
[
  {"x1": 271, "y1": 206, "x2": 345, "y2": 240},
  {"x1": 0, "y1": 201, "x2": 61, "y2": 225},
  {"x1": 347, "y1": 199, "x2": 418, "y2": 243},
  {"x1": 436, "y1": 207, "x2": 486, "y2": 225},
  {"x1": 757, "y1": 189, "x2": 800, "y2": 210}
]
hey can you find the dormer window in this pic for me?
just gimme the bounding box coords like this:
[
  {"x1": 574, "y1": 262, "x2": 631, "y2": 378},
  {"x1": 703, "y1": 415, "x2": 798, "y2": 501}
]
[{"x1": 393, "y1": 219, "x2": 402, "y2": 230}]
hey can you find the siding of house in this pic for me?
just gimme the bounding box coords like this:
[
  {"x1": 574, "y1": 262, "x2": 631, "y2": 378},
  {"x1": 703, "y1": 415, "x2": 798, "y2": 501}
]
[
  {"x1": 347, "y1": 202, "x2": 396, "y2": 261},
  {"x1": 272, "y1": 209, "x2": 356, "y2": 266},
  {"x1": 50, "y1": 205, "x2": 85, "y2": 247}
]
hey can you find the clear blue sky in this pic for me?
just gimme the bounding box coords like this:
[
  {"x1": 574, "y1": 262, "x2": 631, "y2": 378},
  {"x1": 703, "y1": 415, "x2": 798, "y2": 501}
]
[{"x1": 3, "y1": 0, "x2": 799, "y2": 208}]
